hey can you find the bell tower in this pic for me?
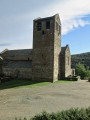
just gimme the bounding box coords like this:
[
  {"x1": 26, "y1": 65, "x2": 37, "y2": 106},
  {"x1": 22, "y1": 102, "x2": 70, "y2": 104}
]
[{"x1": 32, "y1": 14, "x2": 61, "y2": 82}]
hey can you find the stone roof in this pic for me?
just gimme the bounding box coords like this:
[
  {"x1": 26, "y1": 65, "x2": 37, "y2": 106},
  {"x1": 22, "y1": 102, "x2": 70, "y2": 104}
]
[
  {"x1": 0, "y1": 56, "x2": 3, "y2": 61},
  {"x1": 0, "y1": 56, "x2": 3, "y2": 65},
  {"x1": 0, "y1": 49, "x2": 33, "y2": 57},
  {"x1": 34, "y1": 14, "x2": 61, "y2": 25}
]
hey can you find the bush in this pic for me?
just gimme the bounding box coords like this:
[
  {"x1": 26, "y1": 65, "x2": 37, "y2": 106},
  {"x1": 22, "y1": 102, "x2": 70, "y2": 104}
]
[
  {"x1": 31, "y1": 108, "x2": 90, "y2": 120},
  {"x1": 76, "y1": 63, "x2": 90, "y2": 79},
  {"x1": 15, "y1": 107, "x2": 90, "y2": 120}
]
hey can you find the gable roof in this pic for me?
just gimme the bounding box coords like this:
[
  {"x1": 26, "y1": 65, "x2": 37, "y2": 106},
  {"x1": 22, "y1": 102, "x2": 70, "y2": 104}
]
[
  {"x1": 0, "y1": 56, "x2": 3, "y2": 61},
  {"x1": 61, "y1": 47, "x2": 66, "y2": 54},
  {"x1": 61, "y1": 45, "x2": 70, "y2": 55}
]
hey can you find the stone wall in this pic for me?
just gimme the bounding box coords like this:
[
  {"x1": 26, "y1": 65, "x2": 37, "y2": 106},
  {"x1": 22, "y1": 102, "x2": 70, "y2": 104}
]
[
  {"x1": 60, "y1": 52, "x2": 65, "y2": 79},
  {"x1": 3, "y1": 60, "x2": 32, "y2": 79},
  {"x1": 53, "y1": 14, "x2": 61, "y2": 81},
  {"x1": 60, "y1": 45, "x2": 71, "y2": 79},
  {"x1": 3, "y1": 68, "x2": 32, "y2": 79},
  {"x1": 32, "y1": 14, "x2": 61, "y2": 82},
  {"x1": 0, "y1": 64, "x2": 3, "y2": 75},
  {"x1": 32, "y1": 16, "x2": 55, "y2": 82},
  {"x1": 0, "y1": 57, "x2": 3, "y2": 75},
  {"x1": 65, "y1": 45, "x2": 71, "y2": 77}
]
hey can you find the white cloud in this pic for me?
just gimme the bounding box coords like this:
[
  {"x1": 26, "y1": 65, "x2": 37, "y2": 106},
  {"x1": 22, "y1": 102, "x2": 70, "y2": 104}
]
[
  {"x1": 0, "y1": 0, "x2": 90, "y2": 51},
  {"x1": 1, "y1": 0, "x2": 90, "y2": 36},
  {"x1": 39, "y1": 0, "x2": 90, "y2": 35},
  {"x1": 59, "y1": 0, "x2": 90, "y2": 34},
  {"x1": 62, "y1": 19, "x2": 90, "y2": 34}
]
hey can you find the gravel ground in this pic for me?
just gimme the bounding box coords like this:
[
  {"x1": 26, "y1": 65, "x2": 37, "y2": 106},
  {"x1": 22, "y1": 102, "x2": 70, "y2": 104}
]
[{"x1": 0, "y1": 80, "x2": 90, "y2": 120}]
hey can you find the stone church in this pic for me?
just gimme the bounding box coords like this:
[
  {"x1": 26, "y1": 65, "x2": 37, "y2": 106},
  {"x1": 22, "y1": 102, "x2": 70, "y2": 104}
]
[{"x1": 0, "y1": 14, "x2": 74, "y2": 82}]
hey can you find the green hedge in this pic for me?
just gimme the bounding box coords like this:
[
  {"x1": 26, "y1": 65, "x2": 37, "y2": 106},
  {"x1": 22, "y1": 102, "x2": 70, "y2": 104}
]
[{"x1": 16, "y1": 107, "x2": 90, "y2": 120}]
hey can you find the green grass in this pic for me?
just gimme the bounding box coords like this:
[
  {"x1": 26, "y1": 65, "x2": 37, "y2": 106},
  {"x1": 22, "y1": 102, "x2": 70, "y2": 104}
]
[
  {"x1": 0, "y1": 79, "x2": 51, "y2": 90},
  {"x1": 15, "y1": 81, "x2": 51, "y2": 88},
  {"x1": 0, "y1": 79, "x2": 73, "y2": 90}
]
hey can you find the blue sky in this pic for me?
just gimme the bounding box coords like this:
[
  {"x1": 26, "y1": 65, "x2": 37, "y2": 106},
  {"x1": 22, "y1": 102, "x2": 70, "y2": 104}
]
[{"x1": 0, "y1": 0, "x2": 90, "y2": 54}]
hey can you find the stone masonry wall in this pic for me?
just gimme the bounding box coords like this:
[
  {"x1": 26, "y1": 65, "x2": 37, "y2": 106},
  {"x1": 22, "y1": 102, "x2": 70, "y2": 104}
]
[
  {"x1": 0, "y1": 63, "x2": 3, "y2": 75},
  {"x1": 65, "y1": 46, "x2": 71, "y2": 77},
  {"x1": 60, "y1": 53, "x2": 65, "y2": 79},
  {"x1": 0, "y1": 59, "x2": 3, "y2": 75},
  {"x1": 32, "y1": 16, "x2": 55, "y2": 82},
  {"x1": 3, "y1": 68, "x2": 32, "y2": 79},
  {"x1": 53, "y1": 14, "x2": 61, "y2": 82},
  {"x1": 32, "y1": 14, "x2": 61, "y2": 82}
]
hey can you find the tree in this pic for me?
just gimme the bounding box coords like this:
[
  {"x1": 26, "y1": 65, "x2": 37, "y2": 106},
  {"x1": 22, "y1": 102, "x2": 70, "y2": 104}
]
[{"x1": 76, "y1": 63, "x2": 87, "y2": 79}]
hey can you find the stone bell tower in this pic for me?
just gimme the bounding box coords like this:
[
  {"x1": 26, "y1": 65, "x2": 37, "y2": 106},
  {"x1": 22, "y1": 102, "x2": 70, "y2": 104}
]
[{"x1": 32, "y1": 14, "x2": 61, "y2": 82}]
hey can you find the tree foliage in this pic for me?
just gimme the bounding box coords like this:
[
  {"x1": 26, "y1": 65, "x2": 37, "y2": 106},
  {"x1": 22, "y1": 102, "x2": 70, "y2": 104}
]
[
  {"x1": 76, "y1": 63, "x2": 90, "y2": 79},
  {"x1": 71, "y1": 52, "x2": 90, "y2": 70}
]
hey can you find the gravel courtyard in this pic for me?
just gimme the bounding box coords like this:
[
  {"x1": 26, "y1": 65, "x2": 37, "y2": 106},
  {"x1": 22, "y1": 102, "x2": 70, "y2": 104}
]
[{"x1": 0, "y1": 80, "x2": 90, "y2": 120}]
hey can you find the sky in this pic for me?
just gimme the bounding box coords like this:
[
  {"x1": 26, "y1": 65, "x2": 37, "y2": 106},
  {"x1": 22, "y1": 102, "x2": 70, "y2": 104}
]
[{"x1": 0, "y1": 0, "x2": 90, "y2": 54}]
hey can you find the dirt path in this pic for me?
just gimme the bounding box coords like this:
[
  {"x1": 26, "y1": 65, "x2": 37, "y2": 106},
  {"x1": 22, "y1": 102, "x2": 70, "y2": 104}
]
[{"x1": 0, "y1": 81, "x2": 90, "y2": 120}]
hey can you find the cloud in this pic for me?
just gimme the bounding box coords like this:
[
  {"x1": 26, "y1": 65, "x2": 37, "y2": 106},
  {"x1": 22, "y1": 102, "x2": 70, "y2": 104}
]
[
  {"x1": 1, "y1": 0, "x2": 90, "y2": 35},
  {"x1": 31, "y1": 0, "x2": 90, "y2": 35},
  {"x1": 40, "y1": 0, "x2": 90, "y2": 35},
  {"x1": 62, "y1": 18, "x2": 90, "y2": 35},
  {"x1": 60, "y1": 0, "x2": 90, "y2": 34},
  {"x1": 0, "y1": 43, "x2": 12, "y2": 46},
  {"x1": 0, "y1": 0, "x2": 90, "y2": 51}
]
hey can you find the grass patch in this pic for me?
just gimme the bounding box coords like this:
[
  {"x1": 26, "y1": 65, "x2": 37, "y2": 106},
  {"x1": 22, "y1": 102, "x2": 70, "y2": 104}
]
[
  {"x1": 0, "y1": 79, "x2": 51, "y2": 90},
  {"x1": 0, "y1": 79, "x2": 74, "y2": 90},
  {"x1": 15, "y1": 81, "x2": 51, "y2": 89}
]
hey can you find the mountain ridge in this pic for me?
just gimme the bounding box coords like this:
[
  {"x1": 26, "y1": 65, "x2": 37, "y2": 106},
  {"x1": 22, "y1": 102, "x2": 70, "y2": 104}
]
[{"x1": 71, "y1": 52, "x2": 90, "y2": 69}]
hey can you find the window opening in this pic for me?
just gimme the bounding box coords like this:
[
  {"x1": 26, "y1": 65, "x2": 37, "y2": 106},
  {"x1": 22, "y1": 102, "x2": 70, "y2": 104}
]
[
  {"x1": 42, "y1": 30, "x2": 45, "y2": 35},
  {"x1": 46, "y1": 21, "x2": 50, "y2": 29},
  {"x1": 37, "y1": 21, "x2": 42, "y2": 31}
]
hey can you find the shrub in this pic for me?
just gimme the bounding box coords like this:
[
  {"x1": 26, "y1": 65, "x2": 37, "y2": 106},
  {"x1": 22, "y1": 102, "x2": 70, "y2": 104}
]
[
  {"x1": 30, "y1": 107, "x2": 90, "y2": 120},
  {"x1": 15, "y1": 107, "x2": 90, "y2": 120},
  {"x1": 76, "y1": 63, "x2": 90, "y2": 79}
]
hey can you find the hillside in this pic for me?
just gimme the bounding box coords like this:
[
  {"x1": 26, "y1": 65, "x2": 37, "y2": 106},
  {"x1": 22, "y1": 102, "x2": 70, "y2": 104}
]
[{"x1": 71, "y1": 52, "x2": 90, "y2": 69}]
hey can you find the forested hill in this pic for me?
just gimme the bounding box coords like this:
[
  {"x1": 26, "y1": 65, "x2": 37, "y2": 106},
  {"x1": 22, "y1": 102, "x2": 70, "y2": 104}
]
[{"x1": 71, "y1": 52, "x2": 90, "y2": 69}]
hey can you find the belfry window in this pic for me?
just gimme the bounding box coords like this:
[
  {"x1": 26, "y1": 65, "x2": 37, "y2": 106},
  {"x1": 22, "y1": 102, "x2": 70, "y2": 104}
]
[
  {"x1": 37, "y1": 21, "x2": 42, "y2": 31},
  {"x1": 46, "y1": 21, "x2": 50, "y2": 29},
  {"x1": 42, "y1": 30, "x2": 45, "y2": 35}
]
